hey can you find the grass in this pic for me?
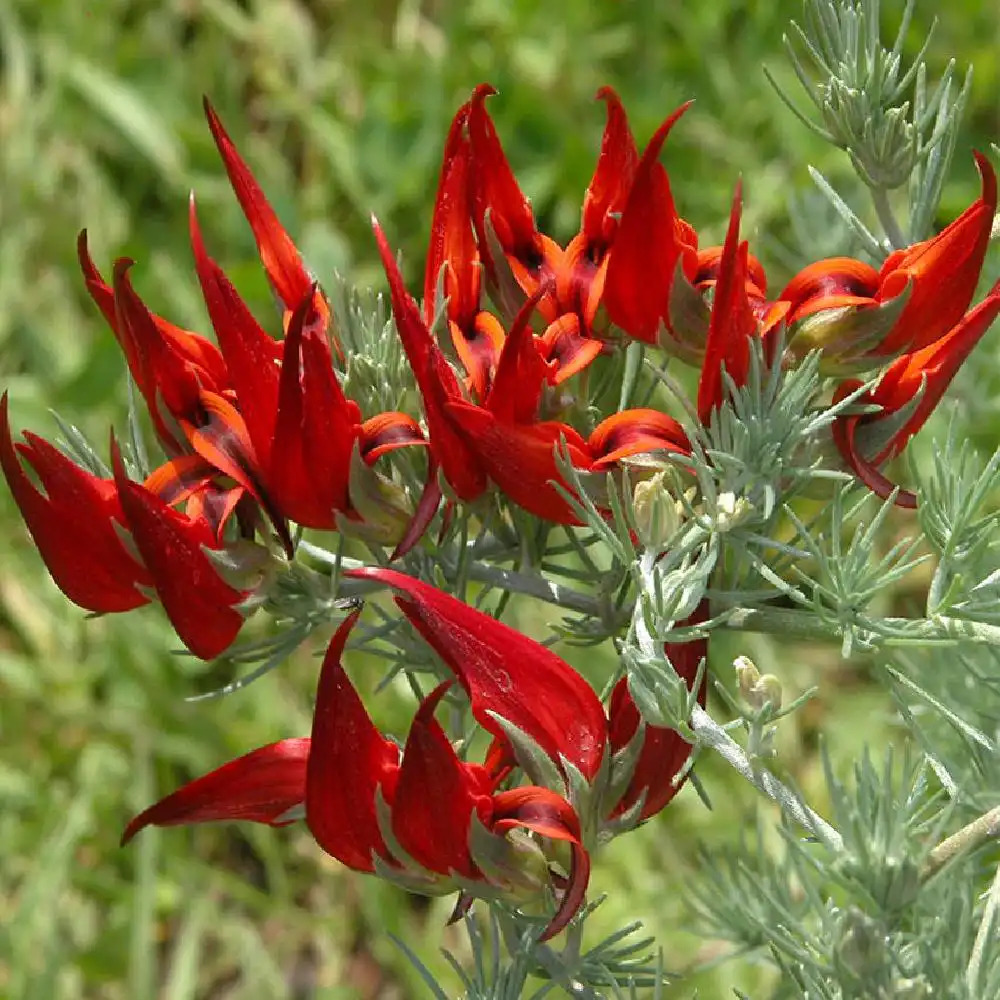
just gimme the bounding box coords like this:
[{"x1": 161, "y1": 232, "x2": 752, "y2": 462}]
[{"x1": 1, "y1": 1, "x2": 998, "y2": 997}]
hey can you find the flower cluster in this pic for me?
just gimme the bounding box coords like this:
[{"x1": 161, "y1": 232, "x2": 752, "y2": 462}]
[
  {"x1": 379, "y1": 87, "x2": 999, "y2": 525},
  {"x1": 2, "y1": 83, "x2": 998, "y2": 940},
  {"x1": 121, "y1": 569, "x2": 706, "y2": 939}
]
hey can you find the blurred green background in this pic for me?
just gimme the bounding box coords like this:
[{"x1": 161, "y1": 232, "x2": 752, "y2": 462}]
[{"x1": 1, "y1": 1, "x2": 998, "y2": 997}]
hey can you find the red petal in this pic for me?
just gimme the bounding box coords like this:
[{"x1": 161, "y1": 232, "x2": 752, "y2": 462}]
[
  {"x1": 78, "y1": 231, "x2": 142, "y2": 383},
  {"x1": 424, "y1": 101, "x2": 481, "y2": 331},
  {"x1": 306, "y1": 610, "x2": 399, "y2": 872},
  {"x1": 391, "y1": 457, "x2": 443, "y2": 561},
  {"x1": 181, "y1": 391, "x2": 293, "y2": 555},
  {"x1": 467, "y1": 84, "x2": 541, "y2": 271},
  {"x1": 871, "y1": 279, "x2": 1000, "y2": 459},
  {"x1": 448, "y1": 402, "x2": 593, "y2": 523},
  {"x1": 346, "y1": 568, "x2": 609, "y2": 781},
  {"x1": 112, "y1": 261, "x2": 222, "y2": 449},
  {"x1": 268, "y1": 292, "x2": 358, "y2": 527},
  {"x1": 373, "y1": 217, "x2": 487, "y2": 500},
  {"x1": 589, "y1": 408, "x2": 690, "y2": 469},
  {"x1": 143, "y1": 454, "x2": 216, "y2": 506},
  {"x1": 877, "y1": 152, "x2": 997, "y2": 354},
  {"x1": 581, "y1": 87, "x2": 639, "y2": 256},
  {"x1": 832, "y1": 397, "x2": 917, "y2": 509},
  {"x1": 120, "y1": 738, "x2": 310, "y2": 845},
  {"x1": 1, "y1": 396, "x2": 152, "y2": 613},
  {"x1": 450, "y1": 313, "x2": 506, "y2": 403},
  {"x1": 112, "y1": 442, "x2": 247, "y2": 659},
  {"x1": 189, "y1": 196, "x2": 281, "y2": 464},
  {"x1": 359, "y1": 412, "x2": 426, "y2": 463},
  {"x1": 538, "y1": 314, "x2": 604, "y2": 384},
  {"x1": 602, "y1": 103, "x2": 695, "y2": 343},
  {"x1": 485, "y1": 283, "x2": 555, "y2": 424},
  {"x1": 490, "y1": 786, "x2": 590, "y2": 941},
  {"x1": 392, "y1": 682, "x2": 491, "y2": 878},
  {"x1": 203, "y1": 98, "x2": 331, "y2": 343},
  {"x1": 778, "y1": 256, "x2": 880, "y2": 323},
  {"x1": 697, "y1": 183, "x2": 756, "y2": 422}
]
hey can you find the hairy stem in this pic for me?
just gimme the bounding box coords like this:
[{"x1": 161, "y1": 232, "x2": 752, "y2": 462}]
[
  {"x1": 690, "y1": 704, "x2": 844, "y2": 852},
  {"x1": 921, "y1": 804, "x2": 1000, "y2": 882}
]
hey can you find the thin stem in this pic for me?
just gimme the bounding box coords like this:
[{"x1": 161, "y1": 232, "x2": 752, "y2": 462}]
[
  {"x1": 966, "y1": 857, "x2": 1000, "y2": 993},
  {"x1": 921, "y1": 804, "x2": 1000, "y2": 882},
  {"x1": 870, "y1": 183, "x2": 908, "y2": 249},
  {"x1": 300, "y1": 542, "x2": 1000, "y2": 650},
  {"x1": 690, "y1": 704, "x2": 844, "y2": 852}
]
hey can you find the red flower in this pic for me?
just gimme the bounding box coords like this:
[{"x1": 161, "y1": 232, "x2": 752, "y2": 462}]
[
  {"x1": 780, "y1": 153, "x2": 997, "y2": 364},
  {"x1": 123, "y1": 609, "x2": 591, "y2": 941},
  {"x1": 349, "y1": 567, "x2": 705, "y2": 825},
  {"x1": 378, "y1": 222, "x2": 690, "y2": 524},
  {"x1": 601, "y1": 103, "x2": 700, "y2": 347},
  {"x1": 834, "y1": 279, "x2": 1000, "y2": 507},
  {"x1": 0, "y1": 392, "x2": 153, "y2": 613},
  {"x1": 1, "y1": 392, "x2": 258, "y2": 657},
  {"x1": 76, "y1": 103, "x2": 426, "y2": 544}
]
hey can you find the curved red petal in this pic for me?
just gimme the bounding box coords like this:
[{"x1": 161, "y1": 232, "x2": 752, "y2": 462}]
[
  {"x1": 581, "y1": 87, "x2": 639, "y2": 255},
  {"x1": 602, "y1": 102, "x2": 695, "y2": 343},
  {"x1": 778, "y1": 256, "x2": 880, "y2": 324},
  {"x1": 359, "y1": 412, "x2": 426, "y2": 463},
  {"x1": 306, "y1": 610, "x2": 399, "y2": 872},
  {"x1": 538, "y1": 314, "x2": 604, "y2": 385},
  {"x1": 392, "y1": 682, "x2": 489, "y2": 879},
  {"x1": 202, "y1": 98, "x2": 331, "y2": 342},
  {"x1": 424, "y1": 101, "x2": 481, "y2": 331},
  {"x1": 269, "y1": 292, "x2": 357, "y2": 528},
  {"x1": 467, "y1": 84, "x2": 541, "y2": 271},
  {"x1": 698, "y1": 183, "x2": 756, "y2": 422},
  {"x1": 877, "y1": 151, "x2": 997, "y2": 354},
  {"x1": 113, "y1": 442, "x2": 247, "y2": 659},
  {"x1": 448, "y1": 402, "x2": 593, "y2": 523},
  {"x1": 589, "y1": 408, "x2": 690, "y2": 469},
  {"x1": 373, "y1": 217, "x2": 487, "y2": 500},
  {"x1": 491, "y1": 786, "x2": 589, "y2": 941},
  {"x1": 450, "y1": 313, "x2": 505, "y2": 403},
  {"x1": 1, "y1": 397, "x2": 151, "y2": 613},
  {"x1": 346, "y1": 568, "x2": 608, "y2": 781},
  {"x1": 121, "y1": 738, "x2": 310, "y2": 845},
  {"x1": 872, "y1": 279, "x2": 1000, "y2": 457},
  {"x1": 485, "y1": 282, "x2": 554, "y2": 424},
  {"x1": 189, "y1": 196, "x2": 281, "y2": 463}
]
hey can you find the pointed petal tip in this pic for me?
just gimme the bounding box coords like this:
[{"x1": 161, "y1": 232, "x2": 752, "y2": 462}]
[
  {"x1": 972, "y1": 149, "x2": 998, "y2": 207},
  {"x1": 470, "y1": 82, "x2": 498, "y2": 103}
]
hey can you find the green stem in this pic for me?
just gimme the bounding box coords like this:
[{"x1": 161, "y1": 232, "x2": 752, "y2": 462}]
[
  {"x1": 301, "y1": 543, "x2": 1000, "y2": 650},
  {"x1": 870, "y1": 184, "x2": 907, "y2": 249},
  {"x1": 921, "y1": 804, "x2": 1000, "y2": 882},
  {"x1": 690, "y1": 704, "x2": 844, "y2": 851},
  {"x1": 967, "y1": 856, "x2": 1000, "y2": 993}
]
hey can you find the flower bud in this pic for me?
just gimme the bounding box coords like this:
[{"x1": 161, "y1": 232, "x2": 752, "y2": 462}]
[
  {"x1": 632, "y1": 472, "x2": 681, "y2": 548},
  {"x1": 712, "y1": 491, "x2": 752, "y2": 532},
  {"x1": 735, "y1": 656, "x2": 782, "y2": 712}
]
